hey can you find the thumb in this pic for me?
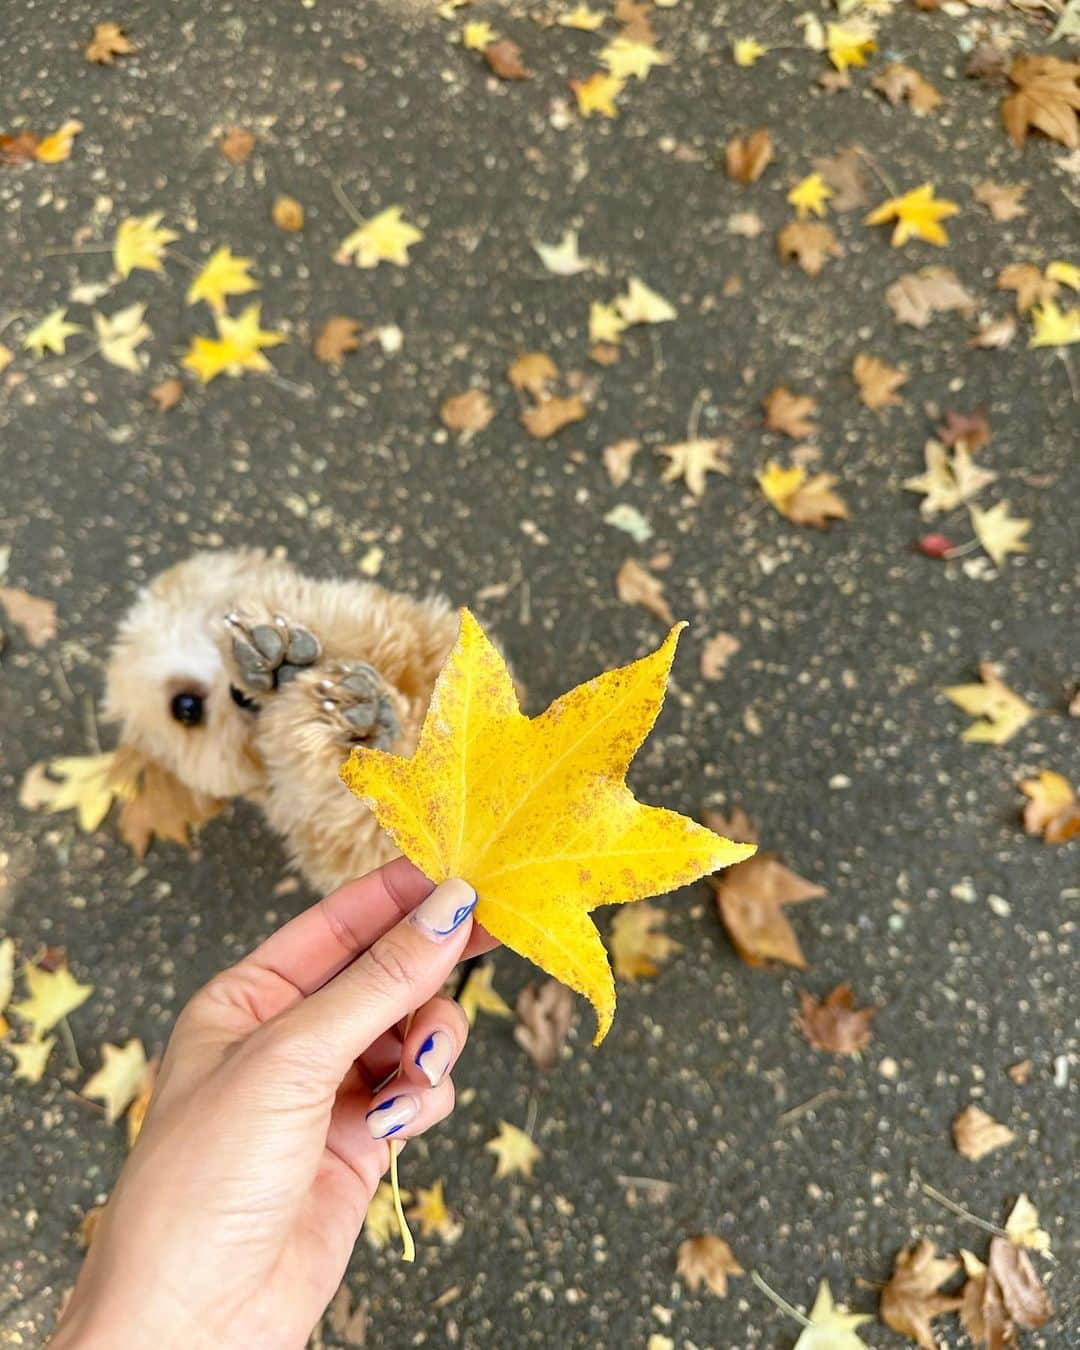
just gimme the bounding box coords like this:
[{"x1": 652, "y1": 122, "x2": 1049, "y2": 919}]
[{"x1": 260, "y1": 877, "x2": 476, "y2": 1091}]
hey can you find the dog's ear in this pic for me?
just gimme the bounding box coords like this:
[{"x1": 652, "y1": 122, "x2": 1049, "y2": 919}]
[{"x1": 111, "y1": 745, "x2": 225, "y2": 858}]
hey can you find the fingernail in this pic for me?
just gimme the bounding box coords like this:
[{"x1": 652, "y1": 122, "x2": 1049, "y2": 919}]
[
  {"x1": 366, "y1": 1093, "x2": 420, "y2": 1140},
  {"x1": 414, "y1": 1030, "x2": 454, "y2": 1087},
  {"x1": 409, "y1": 878, "x2": 476, "y2": 943}
]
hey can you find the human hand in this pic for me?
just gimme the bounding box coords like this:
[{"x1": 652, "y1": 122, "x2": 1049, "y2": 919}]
[{"x1": 51, "y1": 859, "x2": 493, "y2": 1350}]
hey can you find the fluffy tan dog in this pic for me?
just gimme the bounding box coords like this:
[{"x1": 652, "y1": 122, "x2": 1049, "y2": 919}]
[{"x1": 104, "y1": 550, "x2": 460, "y2": 893}]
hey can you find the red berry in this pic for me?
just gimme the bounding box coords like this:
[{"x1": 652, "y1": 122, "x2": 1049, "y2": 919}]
[{"x1": 917, "y1": 534, "x2": 953, "y2": 558}]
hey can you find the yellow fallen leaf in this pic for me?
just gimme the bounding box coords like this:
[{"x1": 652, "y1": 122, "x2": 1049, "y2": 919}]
[
  {"x1": 0, "y1": 342, "x2": 13, "y2": 374},
  {"x1": 336, "y1": 205, "x2": 423, "y2": 269},
  {"x1": 23, "y1": 308, "x2": 83, "y2": 358},
  {"x1": 271, "y1": 194, "x2": 304, "y2": 231},
  {"x1": 904, "y1": 441, "x2": 996, "y2": 519},
  {"x1": 794, "y1": 1280, "x2": 872, "y2": 1348},
  {"x1": 656, "y1": 438, "x2": 731, "y2": 498},
  {"x1": 558, "y1": 5, "x2": 606, "y2": 32},
  {"x1": 186, "y1": 246, "x2": 258, "y2": 314},
  {"x1": 788, "y1": 173, "x2": 833, "y2": 219},
  {"x1": 758, "y1": 461, "x2": 807, "y2": 512},
  {"x1": 610, "y1": 901, "x2": 681, "y2": 979},
  {"x1": 182, "y1": 303, "x2": 285, "y2": 383},
  {"x1": 616, "y1": 277, "x2": 677, "y2": 325},
  {"x1": 600, "y1": 36, "x2": 671, "y2": 82},
  {"x1": 6, "y1": 1035, "x2": 56, "y2": 1083},
  {"x1": 969, "y1": 500, "x2": 1031, "y2": 568},
  {"x1": 758, "y1": 462, "x2": 847, "y2": 527},
  {"x1": 1019, "y1": 770, "x2": 1080, "y2": 844},
  {"x1": 113, "y1": 212, "x2": 178, "y2": 278},
  {"x1": 864, "y1": 183, "x2": 959, "y2": 247},
  {"x1": 1028, "y1": 299, "x2": 1080, "y2": 347},
  {"x1": 589, "y1": 299, "x2": 629, "y2": 344},
  {"x1": 341, "y1": 610, "x2": 753, "y2": 1042},
  {"x1": 1004, "y1": 1193, "x2": 1052, "y2": 1255},
  {"x1": 93, "y1": 303, "x2": 152, "y2": 373},
  {"x1": 126, "y1": 1056, "x2": 158, "y2": 1148},
  {"x1": 462, "y1": 20, "x2": 497, "y2": 50},
  {"x1": 457, "y1": 962, "x2": 514, "y2": 1025},
  {"x1": 10, "y1": 961, "x2": 93, "y2": 1040},
  {"x1": 363, "y1": 1181, "x2": 413, "y2": 1250},
  {"x1": 82, "y1": 1038, "x2": 148, "y2": 1124},
  {"x1": 1045, "y1": 260, "x2": 1080, "y2": 290},
  {"x1": 944, "y1": 664, "x2": 1034, "y2": 744},
  {"x1": 21, "y1": 752, "x2": 137, "y2": 833},
  {"x1": 534, "y1": 229, "x2": 594, "y2": 276},
  {"x1": 406, "y1": 1180, "x2": 462, "y2": 1241},
  {"x1": 486, "y1": 1121, "x2": 542, "y2": 1178},
  {"x1": 572, "y1": 71, "x2": 624, "y2": 118},
  {"x1": 34, "y1": 118, "x2": 84, "y2": 164},
  {"x1": 826, "y1": 24, "x2": 876, "y2": 73},
  {"x1": 733, "y1": 38, "x2": 768, "y2": 67}
]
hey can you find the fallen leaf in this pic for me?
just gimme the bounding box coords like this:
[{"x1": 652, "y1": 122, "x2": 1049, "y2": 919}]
[
  {"x1": 613, "y1": 0, "x2": 654, "y2": 45},
  {"x1": 314, "y1": 316, "x2": 362, "y2": 366},
  {"x1": 83, "y1": 1038, "x2": 148, "y2": 1125},
  {"x1": 777, "y1": 221, "x2": 844, "y2": 276},
  {"x1": 112, "y1": 750, "x2": 224, "y2": 857},
  {"x1": 514, "y1": 979, "x2": 574, "y2": 1069},
  {"x1": 656, "y1": 438, "x2": 731, "y2": 497},
  {"x1": 534, "y1": 229, "x2": 593, "y2": 276},
  {"x1": 1007, "y1": 1060, "x2": 1033, "y2": 1085},
  {"x1": 727, "y1": 210, "x2": 763, "y2": 237},
  {"x1": 794, "y1": 1281, "x2": 871, "y2": 1349},
  {"x1": 1002, "y1": 55, "x2": 1080, "y2": 149},
  {"x1": 0, "y1": 342, "x2": 13, "y2": 373},
  {"x1": 970, "y1": 314, "x2": 1018, "y2": 349},
  {"x1": 865, "y1": 183, "x2": 960, "y2": 247},
  {"x1": 725, "y1": 127, "x2": 774, "y2": 183},
  {"x1": 904, "y1": 441, "x2": 996, "y2": 518},
  {"x1": 1019, "y1": 769, "x2": 1080, "y2": 843},
  {"x1": 616, "y1": 277, "x2": 677, "y2": 325},
  {"x1": 788, "y1": 173, "x2": 832, "y2": 219},
  {"x1": 873, "y1": 63, "x2": 943, "y2": 115},
  {"x1": 406, "y1": 1181, "x2": 462, "y2": 1241},
  {"x1": 1028, "y1": 298, "x2": 1080, "y2": 347},
  {"x1": 969, "y1": 500, "x2": 1031, "y2": 568},
  {"x1": 86, "y1": 21, "x2": 135, "y2": 63},
  {"x1": 572, "y1": 71, "x2": 624, "y2": 118},
  {"x1": 880, "y1": 1240, "x2": 963, "y2": 1350},
  {"x1": 589, "y1": 300, "x2": 629, "y2": 344},
  {"x1": 33, "y1": 119, "x2": 84, "y2": 163},
  {"x1": 953, "y1": 1104, "x2": 1017, "y2": 1160},
  {"x1": 676, "y1": 1235, "x2": 744, "y2": 1297},
  {"x1": 600, "y1": 36, "x2": 670, "y2": 82},
  {"x1": 9, "y1": 960, "x2": 93, "y2": 1040},
  {"x1": 508, "y1": 352, "x2": 559, "y2": 398},
  {"x1": 21, "y1": 752, "x2": 137, "y2": 832},
  {"x1": 603, "y1": 438, "x2": 640, "y2": 486},
  {"x1": 6, "y1": 1036, "x2": 56, "y2": 1083},
  {"x1": 615, "y1": 558, "x2": 674, "y2": 625},
  {"x1": 94, "y1": 302, "x2": 152, "y2": 373},
  {"x1": 335, "y1": 206, "x2": 423, "y2": 268},
  {"x1": 610, "y1": 902, "x2": 681, "y2": 980},
  {"x1": 701, "y1": 632, "x2": 740, "y2": 680},
  {"x1": 186, "y1": 246, "x2": 258, "y2": 314},
  {"x1": 457, "y1": 962, "x2": 513, "y2": 1025},
  {"x1": 520, "y1": 394, "x2": 587, "y2": 439},
  {"x1": 126, "y1": 1055, "x2": 158, "y2": 1148},
  {"x1": 182, "y1": 304, "x2": 285, "y2": 383},
  {"x1": 0, "y1": 587, "x2": 58, "y2": 647},
  {"x1": 988, "y1": 1235, "x2": 1052, "y2": 1327},
  {"x1": 826, "y1": 23, "x2": 876, "y2": 73},
  {"x1": 112, "y1": 212, "x2": 177, "y2": 281},
  {"x1": 220, "y1": 127, "x2": 255, "y2": 164},
  {"x1": 733, "y1": 38, "x2": 768, "y2": 68},
  {"x1": 798, "y1": 984, "x2": 876, "y2": 1055},
  {"x1": 998, "y1": 262, "x2": 1058, "y2": 314},
  {"x1": 812, "y1": 148, "x2": 868, "y2": 211},
  {"x1": 558, "y1": 6, "x2": 606, "y2": 33},
  {"x1": 486, "y1": 1121, "x2": 542, "y2": 1178},
  {"x1": 853, "y1": 353, "x2": 907, "y2": 410},
  {"x1": 363, "y1": 1181, "x2": 413, "y2": 1250},
  {"x1": 272, "y1": 194, "x2": 304, "y2": 231},
  {"x1": 463, "y1": 20, "x2": 497, "y2": 50},
  {"x1": 758, "y1": 462, "x2": 848, "y2": 528},
  {"x1": 1047, "y1": 259, "x2": 1080, "y2": 289},
  {"x1": 23, "y1": 308, "x2": 83, "y2": 358},
  {"x1": 605, "y1": 503, "x2": 653, "y2": 544},
  {"x1": 441, "y1": 387, "x2": 495, "y2": 435},
  {"x1": 763, "y1": 385, "x2": 818, "y2": 438},
  {"x1": 944, "y1": 664, "x2": 1035, "y2": 744},
  {"x1": 1004, "y1": 1193, "x2": 1052, "y2": 1254},
  {"x1": 0, "y1": 129, "x2": 42, "y2": 165},
  {"x1": 937, "y1": 408, "x2": 991, "y2": 452},
  {"x1": 485, "y1": 39, "x2": 531, "y2": 81},
  {"x1": 974, "y1": 180, "x2": 1028, "y2": 222},
  {"x1": 340, "y1": 612, "x2": 753, "y2": 1041},
  {"x1": 886, "y1": 267, "x2": 976, "y2": 327},
  {"x1": 149, "y1": 377, "x2": 183, "y2": 411}
]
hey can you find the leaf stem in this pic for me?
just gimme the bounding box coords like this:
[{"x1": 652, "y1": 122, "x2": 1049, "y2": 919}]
[
  {"x1": 919, "y1": 1182, "x2": 1007, "y2": 1237},
  {"x1": 751, "y1": 1269, "x2": 812, "y2": 1328},
  {"x1": 330, "y1": 178, "x2": 366, "y2": 229},
  {"x1": 389, "y1": 1142, "x2": 415, "y2": 1263}
]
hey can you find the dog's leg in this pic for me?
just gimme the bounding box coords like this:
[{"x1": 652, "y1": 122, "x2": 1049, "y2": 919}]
[{"x1": 223, "y1": 610, "x2": 321, "y2": 700}]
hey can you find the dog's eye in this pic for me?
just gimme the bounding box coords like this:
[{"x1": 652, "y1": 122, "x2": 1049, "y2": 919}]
[{"x1": 170, "y1": 691, "x2": 205, "y2": 727}]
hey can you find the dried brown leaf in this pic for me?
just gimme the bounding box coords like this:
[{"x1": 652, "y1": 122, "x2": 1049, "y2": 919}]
[
  {"x1": 603, "y1": 438, "x2": 640, "y2": 487},
  {"x1": 710, "y1": 844, "x2": 825, "y2": 969},
  {"x1": 974, "y1": 181, "x2": 1028, "y2": 222},
  {"x1": 520, "y1": 394, "x2": 586, "y2": 439},
  {"x1": 0, "y1": 586, "x2": 58, "y2": 648},
  {"x1": 725, "y1": 128, "x2": 774, "y2": 184},
  {"x1": 988, "y1": 1237, "x2": 1051, "y2": 1330},
  {"x1": 880, "y1": 1240, "x2": 963, "y2": 1350},
  {"x1": 785, "y1": 473, "x2": 849, "y2": 528},
  {"x1": 676, "y1": 1236, "x2": 744, "y2": 1298},
  {"x1": 272, "y1": 194, "x2": 304, "y2": 231},
  {"x1": 86, "y1": 22, "x2": 135, "y2": 64},
  {"x1": 812, "y1": 147, "x2": 869, "y2": 211},
  {"x1": 113, "y1": 750, "x2": 224, "y2": 857},
  {"x1": 700, "y1": 632, "x2": 740, "y2": 681},
  {"x1": 220, "y1": 127, "x2": 255, "y2": 164},
  {"x1": 314, "y1": 316, "x2": 362, "y2": 366},
  {"x1": 701, "y1": 807, "x2": 758, "y2": 847},
  {"x1": 149, "y1": 377, "x2": 183, "y2": 412},
  {"x1": 507, "y1": 352, "x2": 558, "y2": 398},
  {"x1": 1002, "y1": 55, "x2": 1080, "y2": 149},
  {"x1": 970, "y1": 314, "x2": 1018, "y2": 349},
  {"x1": 656, "y1": 438, "x2": 732, "y2": 497},
  {"x1": 0, "y1": 130, "x2": 41, "y2": 165},
  {"x1": 514, "y1": 980, "x2": 574, "y2": 1070},
  {"x1": 797, "y1": 984, "x2": 876, "y2": 1055},
  {"x1": 937, "y1": 408, "x2": 991, "y2": 452},
  {"x1": 485, "y1": 38, "x2": 531, "y2": 81},
  {"x1": 953, "y1": 1104, "x2": 1017, "y2": 1160},
  {"x1": 997, "y1": 262, "x2": 1057, "y2": 314},
  {"x1": 441, "y1": 387, "x2": 495, "y2": 434},
  {"x1": 777, "y1": 221, "x2": 843, "y2": 277},
  {"x1": 763, "y1": 385, "x2": 818, "y2": 438},
  {"x1": 853, "y1": 354, "x2": 907, "y2": 410},
  {"x1": 615, "y1": 558, "x2": 673, "y2": 625},
  {"x1": 614, "y1": 0, "x2": 655, "y2": 46},
  {"x1": 886, "y1": 267, "x2": 976, "y2": 327},
  {"x1": 873, "y1": 62, "x2": 943, "y2": 115},
  {"x1": 1019, "y1": 770, "x2": 1080, "y2": 844}
]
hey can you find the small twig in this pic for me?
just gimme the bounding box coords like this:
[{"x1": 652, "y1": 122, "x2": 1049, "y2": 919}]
[
  {"x1": 30, "y1": 345, "x2": 99, "y2": 379},
  {"x1": 330, "y1": 178, "x2": 366, "y2": 229},
  {"x1": 649, "y1": 329, "x2": 665, "y2": 381},
  {"x1": 615, "y1": 1174, "x2": 673, "y2": 1190},
  {"x1": 167, "y1": 251, "x2": 199, "y2": 272},
  {"x1": 58, "y1": 1017, "x2": 82, "y2": 1072},
  {"x1": 266, "y1": 374, "x2": 315, "y2": 400},
  {"x1": 920, "y1": 1182, "x2": 1008, "y2": 1238},
  {"x1": 777, "y1": 1086, "x2": 841, "y2": 1125},
  {"x1": 83, "y1": 693, "x2": 101, "y2": 754},
  {"x1": 751, "y1": 1270, "x2": 812, "y2": 1329},
  {"x1": 1059, "y1": 350, "x2": 1078, "y2": 404},
  {"x1": 524, "y1": 1096, "x2": 539, "y2": 1138},
  {"x1": 943, "y1": 537, "x2": 982, "y2": 560},
  {"x1": 49, "y1": 650, "x2": 76, "y2": 704},
  {"x1": 687, "y1": 387, "x2": 710, "y2": 442},
  {"x1": 38, "y1": 244, "x2": 112, "y2": 258}
]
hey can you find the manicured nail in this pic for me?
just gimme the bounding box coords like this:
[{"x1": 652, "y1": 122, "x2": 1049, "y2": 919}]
[
  {"x1": 409, "y1": 878, "x2": 476, "y2": 943},
  {"x1": 366, "y1": 1093, "x2": 419, "y2": 1140},
  {"x1": 415, "y1": 1030, "x2": 454, "y2": 1087}
]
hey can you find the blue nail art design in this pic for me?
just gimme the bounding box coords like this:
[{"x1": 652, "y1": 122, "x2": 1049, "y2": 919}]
[
  {"x1": 415, "y1": 1029, "x2": 452, "y2": 1086},
  {"x1": 365, "y1": 1094, "x2": 418, "y2": 1139},
  {"x1": 410, "y1": 880, "x2": 478, "y2": 942},
  {"x1": 432, "y1": 897, "x2": 477, "y2": 936}
]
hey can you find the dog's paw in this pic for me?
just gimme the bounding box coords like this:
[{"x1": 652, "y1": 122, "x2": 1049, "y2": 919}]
[
  {"x1": 224, "y1": 610, "x2": 321, "y2": 698},
  {"x1": 314, "y1": 662, "x2": 401, "y2": 750}
]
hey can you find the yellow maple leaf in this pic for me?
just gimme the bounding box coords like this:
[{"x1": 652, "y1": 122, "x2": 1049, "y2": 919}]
[
  {"x1": 826, "y1": 24, "x2": 876, "y2": 73},
  {"x1": 186, "y1": 246, "x2": 258, "y2": 314},
  {"x1": 6, "y1": 1036, "x2": 56, "y2": 1083},
  {"x1": 610, "y1": 902, "x2": 681, "y2": 980},
  {"x1": 486, "y1": 1121, "x2": 542, "y2": 1179},
  {"x1": 572, "y1": 71, "x2": 624, "y2": 118},
  {"x1": 1004, "y1": 1193, "x2": 1052, "y2": 1255},
  {"x1": 944, "y1": 664, "x2": 1034, "y2": 744},
  {"x1": 457, "y1": 962, "x2": 513, "y2": 1025},
  {"x1": 733, "y1": 38, "x2": 768, "y2": 67},
  {"x1": 1019, "y1": 770, "x2": 1080, "y2": 844},
  {"x1": 93, "y1": 303, "x2": 152, "y2": 373},
  {"x1": 34, "y1": 118, "x2": 84, "y2": 164},
  {"x1": 113, "y1": 212, "x2": 179, "y2": 278},
  {"x1": 1045, "y1": 260, "x2": 1080, "y2": 290},
  {"x1": 864, "y1": 183, "x2": 959, "y2": 247},
  {"x1": 363, "y1": 1181, "x2": 413, "y2": 1250},
  {"x1": 600, "y1": 37, "x2": 671, "y2": 82},
  {"x1": 406, "y1": 1180, "x2": 462, "y2": 1240},
  {"x1": 1028, "y1": 299, "x2": 1080, "y2": 347},
  {"x1": 616, "y1": 277, "x2": 677, "y2": 325},
  {"x1": 788, "y1": 173, "x2": 833, "y2": 219},
  {"x1": 969, "y1": 500, "x2": 1031, "y2": 568},
  {"x1": 558, "y1": 5, "x2": 606, "y2": 32},
  {"x1": 22, "y1": 752, "x2": 137, "y2": 832},
  {"x1": 589, "y1": 299, "x2": 629, "y2": 344},
  {"x1": 82, "y1": 1038, "x2": 148, "y2": 1125},
  {"x1": 757, "y1": 461, "x2": 806, "y2": 511},
  {"x1": 793, "y1": 1280, "x2": 872, "y2": 1349},
  {"x1": 23, "y1": 308, "x2": 83, "y2": 358},
  {"x1": 182, "y1": 303, "x2": 285, "y2": 383},
  {"x1": 341, "y1": 610, "x2": 753, "y2": 1042},
  {"x1": 336, "y1": 205, "x2": 423, "y2": 269},
  {"x1": 10, "y1": 961, "x2": 93, "y2": 1040},
  {"x1": 462, "y1": 20, "x2": 496, "y2": 50}
]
